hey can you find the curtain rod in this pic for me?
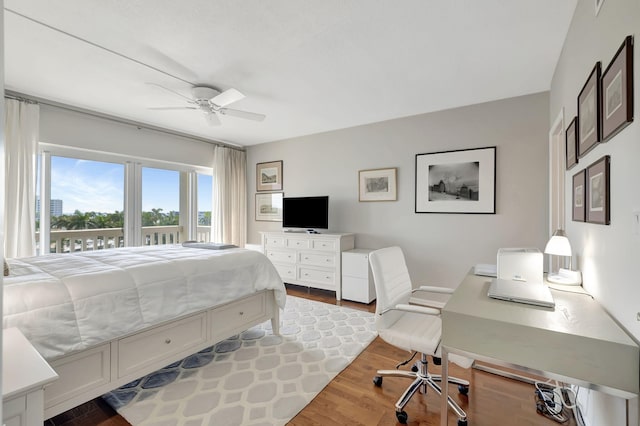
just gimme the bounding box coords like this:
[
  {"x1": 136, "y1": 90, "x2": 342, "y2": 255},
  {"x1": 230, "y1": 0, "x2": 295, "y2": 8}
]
[{"x1": 4, "y1": 91, "x2": 245, "y2": 152}]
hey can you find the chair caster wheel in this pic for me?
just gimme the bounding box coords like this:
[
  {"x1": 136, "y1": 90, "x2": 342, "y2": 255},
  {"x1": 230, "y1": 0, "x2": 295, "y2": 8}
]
[
  {"x1": 458, "y1": 384, "x2": 469, "y2": 395},
  {"x1": 411, "y1": 364, "x2": 418, "y2": 372},
  {"x1": 432, "y1": 356, "x2": 442, "y2": 365},
  {"x1": 373, "y1": 376, "x2": 383, "y2": 387},
  {"x1": 457, "y1": 419, "x2": 468, "y2": 426},
  {"x1": 396, "y1": 410, "x2": 408, "y2": 424}
]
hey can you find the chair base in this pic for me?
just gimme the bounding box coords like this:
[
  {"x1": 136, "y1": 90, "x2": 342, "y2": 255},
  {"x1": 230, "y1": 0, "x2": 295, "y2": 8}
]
[{"x1": 374, "y1": 354, "x2": 468, "y2": 425}]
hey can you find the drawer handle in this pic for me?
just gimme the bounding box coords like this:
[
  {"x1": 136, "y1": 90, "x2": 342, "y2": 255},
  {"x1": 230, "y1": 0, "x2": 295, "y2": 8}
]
[
  {"x1": 239, "y1": 311, "x2": 244, "y2": 316},
  {"x1": 326, "y1": 259, "x2": 330, "y2": 262},
  {"x1": 304, "y1": 257, "x2": 309, "y2": 260},
  {"x1": 165, "y1": 338, "x2": 172, "y2": 344},
  {"x1": 304, "y1": 273, "x2": 309, "y2": 276}
]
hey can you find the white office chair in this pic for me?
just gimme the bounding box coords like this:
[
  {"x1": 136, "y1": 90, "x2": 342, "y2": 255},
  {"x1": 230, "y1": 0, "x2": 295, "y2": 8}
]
[{"x1": 369, "y1": 246, "x2": 472, "y2": 426}]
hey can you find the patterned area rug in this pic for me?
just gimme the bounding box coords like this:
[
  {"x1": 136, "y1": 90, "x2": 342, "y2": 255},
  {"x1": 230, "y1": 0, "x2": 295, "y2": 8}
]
[{"x1": 102, "y1": 296, "x2": 376, "y2": 425}]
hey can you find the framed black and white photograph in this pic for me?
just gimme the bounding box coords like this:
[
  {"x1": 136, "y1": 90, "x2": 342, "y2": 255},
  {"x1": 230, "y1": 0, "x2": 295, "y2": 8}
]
[
  {"x1": 578, "y1": 62, "x2": 601, "y2": 158},
  {"x1": 586, "y1": 155, "x2": 610, "y2": 225},
  {"x1": 415, "y1": 146, "x2": 496, "y2": 214},
  {"x1": 256, "y1": 160, "x2": 283, "y2": 191},
  {"x1": 359, "y1": 167, "x2": 397, "y2": 201},
  {"x1": 572, "y1": 169, "x2": 585, "y2": 222},
  {"x1": 601, "y1": 35, "x2": 634, "y2": 142},
  {"x1": 566, "y1": 116, "x2": 578, "y2": 170},
  {"x1": 255, "y1": 192, "x2": 283, "y2": 221}
]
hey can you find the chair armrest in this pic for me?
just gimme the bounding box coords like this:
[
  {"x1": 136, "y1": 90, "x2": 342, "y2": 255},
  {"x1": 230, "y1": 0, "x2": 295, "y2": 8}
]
[
  {"x1": 409, "y1": 297, "x2": 446, "y2": 310},
  {"x1": 414, "y1": 285, "x2": 454, "y2": 295},
  {"x1": 394, "y1": 303, "x2": 441, "y2": 316}
]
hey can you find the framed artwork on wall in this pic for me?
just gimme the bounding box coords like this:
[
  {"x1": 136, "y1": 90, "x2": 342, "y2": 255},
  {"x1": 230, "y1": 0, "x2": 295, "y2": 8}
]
[
  {"x1": 415, "y1": 146, "x2": 496, "y2": 214},
  {"x1": 255, "y1": 192, "x2": 283, "y2": 221},
  {"x1": 256, "y1": 161, "x2": 283, "y2": 191},
  {"x1": 601, "y1": 35, "x2": 634, "y2": 142},
  {"x1": 359, "y1": 167, "x2": 397, "y2": 201},
  {"x1": 572, "y1": 169, "x2": 585, "y2": 222},
  {"x1": 566, "y1": 116, "x2": 578, "y2": 170},
  {"x1": 577, "y1": 62, "x2": 601, "y2": 158},
  {"x1": 586, "y1": 155, "x2": 610, "y2": 225}
]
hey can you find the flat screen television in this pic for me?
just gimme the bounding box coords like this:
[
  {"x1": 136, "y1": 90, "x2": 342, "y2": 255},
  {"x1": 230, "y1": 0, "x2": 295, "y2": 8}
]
[{"x1": 282, "y1": 196, "x2": 329, "y2": 230}]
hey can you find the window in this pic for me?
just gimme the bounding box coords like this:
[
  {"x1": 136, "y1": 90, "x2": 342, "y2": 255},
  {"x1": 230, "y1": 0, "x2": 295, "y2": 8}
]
[
  {"x1": 141, "y1": 167, "x2": 180, "y2": 245},
  {"x1": 38, "y1": 147, "x2": 211, "y2": 254},
  {"x1": 197, "y1": 173, "x2": 212, "y2": 241},
  {"x1": 46, "y1": 156, "x2": 124, "y2": 253}
]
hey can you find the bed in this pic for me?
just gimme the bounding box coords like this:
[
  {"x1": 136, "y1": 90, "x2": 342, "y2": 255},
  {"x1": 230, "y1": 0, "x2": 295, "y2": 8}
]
[{"x1": 2, "y1": 245, "x2": 286, "y2": 419}]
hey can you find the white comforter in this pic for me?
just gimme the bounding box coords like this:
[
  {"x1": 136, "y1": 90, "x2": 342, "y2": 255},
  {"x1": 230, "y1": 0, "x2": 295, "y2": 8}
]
[{"x1": 3, "y1": 246, "x2": 286, "y2": 360}]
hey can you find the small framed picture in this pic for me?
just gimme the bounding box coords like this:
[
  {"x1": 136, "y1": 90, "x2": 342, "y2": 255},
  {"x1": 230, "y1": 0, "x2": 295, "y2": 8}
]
[
  {"x1": 359, "y1": 167, "x2": 397, "y2": 201},
  {"x1": 256, "y1": 161, "x2": 283, "y2": 192},
  {"x1": 586, "y1": 155, "x2": 610, "y2": 225},
  {"x1": 601, "y1": 35, "x2": 634, "y2": 142},
  {"x1": 566, "y1": 117, "x2": 578, "y2": 170},
  {"x1": 578, "y1": 62, "x2": 602, "y2": 158},
  {"x1": 415, "y1": 146, "x2": 496, "y2": 214},
  {"x1": 255, "y1": 192, "x2": 283, "y2": 221},
  {"x1": 572, "y1": 169, "x2": 585, "y2": 222}
]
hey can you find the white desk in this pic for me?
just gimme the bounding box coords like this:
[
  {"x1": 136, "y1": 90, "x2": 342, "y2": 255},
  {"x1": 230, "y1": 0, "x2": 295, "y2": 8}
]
[{"x1": 440, "y1": 271, "x2": 639, "y2": 426}]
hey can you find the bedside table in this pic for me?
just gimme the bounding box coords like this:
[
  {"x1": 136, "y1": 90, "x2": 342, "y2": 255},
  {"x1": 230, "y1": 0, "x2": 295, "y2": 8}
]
[{"x1": 3, "y1": 328, "x2": 58, "y2": 426}]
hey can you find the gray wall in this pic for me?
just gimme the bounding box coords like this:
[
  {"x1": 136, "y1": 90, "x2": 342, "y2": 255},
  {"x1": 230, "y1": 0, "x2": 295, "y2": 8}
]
[
  {"x1": 551, "y1": 0, "x2": 640, "y2": 424},
  {"x1": 247, "y1": 92, "x2": 549, "y2": 288}
]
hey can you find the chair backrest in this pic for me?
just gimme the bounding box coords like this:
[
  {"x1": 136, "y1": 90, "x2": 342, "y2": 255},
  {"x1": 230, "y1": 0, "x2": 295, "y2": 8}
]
[{"x1": 369, "y1": 247, "x2": 413, "y2": 328}]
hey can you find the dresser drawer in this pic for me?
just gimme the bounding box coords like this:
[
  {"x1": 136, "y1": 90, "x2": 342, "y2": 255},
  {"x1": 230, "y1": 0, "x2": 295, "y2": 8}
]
[
  {"x1": 286, "y1": 238, "x2": 309, "y2": 249},
  {"x1": 118, "y1": 313, "x2": 207, "y2": 377},
  {"x1": 299, "y1": 252, "x2": 335, "y2": 267},
  {"x1": 210, "y1": 292, "x2": 266, "y2": 341},
  {"x1": 264, "y1": 236, "x2": 285, "y2": 248},
  {"x1": 311, "y1": 239, "x2": 337, "y2": 251},
  {"x1": 265, "y1": 249, "x2": 296, "y2": 264},
  {"x1": 273, "y1": 263, "x2": 296, "y2": 280},
  {"x1": 299, "y1": 266, "x2": 336, "y2": 286}
]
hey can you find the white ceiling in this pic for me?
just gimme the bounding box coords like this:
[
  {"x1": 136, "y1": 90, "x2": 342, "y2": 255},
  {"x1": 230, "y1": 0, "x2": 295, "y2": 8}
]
[{"x1": 4, "y1": 1, "x2": 577, "y2": 147}]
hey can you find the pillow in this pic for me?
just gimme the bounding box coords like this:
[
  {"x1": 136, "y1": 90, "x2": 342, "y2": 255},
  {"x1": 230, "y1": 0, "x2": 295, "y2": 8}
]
[{"x1": 3, "y1": 260, "x2": 9, "y2": 277}]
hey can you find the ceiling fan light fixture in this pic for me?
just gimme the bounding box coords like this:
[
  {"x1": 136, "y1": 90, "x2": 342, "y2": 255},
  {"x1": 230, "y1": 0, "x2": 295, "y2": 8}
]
[{"x1": 191, "y1": 86, "x2": 219, "y2": 101}]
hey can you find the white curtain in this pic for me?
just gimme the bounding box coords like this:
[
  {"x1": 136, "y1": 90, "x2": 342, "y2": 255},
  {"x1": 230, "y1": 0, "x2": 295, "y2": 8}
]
[
  {"x1": 212, "y1": 145, "x2": 247, "y2": 247},
  {"x1": 4, "y1": 99, "x2": 40, "y2": 258}
]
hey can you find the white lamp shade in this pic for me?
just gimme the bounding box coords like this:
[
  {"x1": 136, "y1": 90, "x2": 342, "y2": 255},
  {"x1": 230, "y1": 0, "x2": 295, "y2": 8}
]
[{"x1": 544, "y1": 231, "x2": 572, "y2": 257}]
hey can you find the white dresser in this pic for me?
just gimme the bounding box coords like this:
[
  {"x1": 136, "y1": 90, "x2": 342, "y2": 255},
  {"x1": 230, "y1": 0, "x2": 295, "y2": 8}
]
[
  {"x1": 261, "y1": 231, "x2": 355, "y2": 300},
  {"x1": 3, "y1": 328, "x2": 58, "y2": 426}
]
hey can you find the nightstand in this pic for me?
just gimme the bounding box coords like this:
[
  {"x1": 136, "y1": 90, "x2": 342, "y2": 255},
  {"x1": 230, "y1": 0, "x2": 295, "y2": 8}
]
[{"x1": 3, "y1": 327, "x2": 58, "y2": 426}]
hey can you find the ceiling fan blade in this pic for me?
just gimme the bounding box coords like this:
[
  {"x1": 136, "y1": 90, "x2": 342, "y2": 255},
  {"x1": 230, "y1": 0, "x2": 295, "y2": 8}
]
[
  {"x1": 146, "y1": 82, "x2": 194, "y2": 102},
  {"x1": 219, "y1": 107, "x2": 266, "y2": 122},
  {"x1": 148, "y1": 106, "x2": 198, "y2": 110},
  {"x1": 205, "y1": 112, "x2": 221, "y2": 126},
  {"x1": 211, "y1": 88, "x2": 245, "y2": 107}
]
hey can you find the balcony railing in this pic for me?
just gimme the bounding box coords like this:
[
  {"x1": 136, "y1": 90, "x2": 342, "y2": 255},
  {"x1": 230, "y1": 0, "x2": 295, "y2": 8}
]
[{"x1": 38, "y1": 226, "x2": 212, "y2": 254}]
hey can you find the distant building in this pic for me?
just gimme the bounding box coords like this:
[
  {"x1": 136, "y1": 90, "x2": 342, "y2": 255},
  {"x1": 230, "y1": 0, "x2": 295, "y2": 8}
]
[{"x1": 36, "y1": 197, "x2": 63, "y2": 217}]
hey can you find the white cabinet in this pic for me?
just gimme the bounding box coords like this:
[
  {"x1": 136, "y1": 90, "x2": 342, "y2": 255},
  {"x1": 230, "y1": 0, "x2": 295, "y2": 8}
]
[
  {"x1": 3, "y1": 328, "x2": 58, "y2": 426},
  {"x1": 342, "y1": 249, "x2": 376, "y2": 304},
  {"x1": 261, "y1": 232, "x2": 355, "y2": 300}
]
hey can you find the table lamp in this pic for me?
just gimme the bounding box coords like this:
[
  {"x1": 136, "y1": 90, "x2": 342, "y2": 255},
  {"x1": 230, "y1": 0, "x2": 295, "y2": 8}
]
[{"x1": 544, "y1": 229, "x2": 582, "y2": 285}]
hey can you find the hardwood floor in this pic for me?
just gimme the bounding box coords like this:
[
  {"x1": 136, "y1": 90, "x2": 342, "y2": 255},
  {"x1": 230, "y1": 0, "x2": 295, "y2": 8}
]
[{"x1": 45, "y1": 285, "x2": 577, "y2": 426}]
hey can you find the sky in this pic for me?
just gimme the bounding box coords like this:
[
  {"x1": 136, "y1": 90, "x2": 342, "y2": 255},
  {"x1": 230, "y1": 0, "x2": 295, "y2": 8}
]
[{"x1": 49, "y1": 157, "x2": 212, "y2": 214}]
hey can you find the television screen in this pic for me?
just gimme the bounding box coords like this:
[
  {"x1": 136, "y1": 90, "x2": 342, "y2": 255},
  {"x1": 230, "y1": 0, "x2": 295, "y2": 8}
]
[{"x1": 282, "y1": 196, "x2": 329, "y2": 230}]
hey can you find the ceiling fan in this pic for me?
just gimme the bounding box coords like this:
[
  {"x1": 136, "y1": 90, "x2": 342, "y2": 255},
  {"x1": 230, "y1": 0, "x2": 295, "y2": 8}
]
[{"x1": 147, "y1": 83, "x2": 266, "y2": 126}]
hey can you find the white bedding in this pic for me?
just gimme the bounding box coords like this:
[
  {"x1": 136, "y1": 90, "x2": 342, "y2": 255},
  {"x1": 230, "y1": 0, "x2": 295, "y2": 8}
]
[{"x1": 3, "y1": 245, "x2": 286, "y2": 360}]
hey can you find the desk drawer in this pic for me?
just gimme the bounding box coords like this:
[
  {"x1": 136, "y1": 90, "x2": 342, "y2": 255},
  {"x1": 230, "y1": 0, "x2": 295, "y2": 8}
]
[
  {"x1": 265, "y1": 249, "x2": 296, "y2": 264},
  {"x1": 118, "y1": 313, "x2": 207, "y2": 377},
  {"x1": 299, "y1": 252, "x2": 335, "y2": 267}
]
